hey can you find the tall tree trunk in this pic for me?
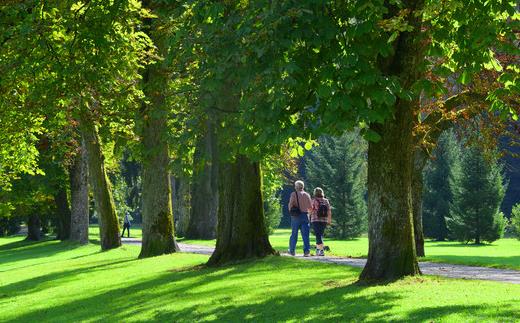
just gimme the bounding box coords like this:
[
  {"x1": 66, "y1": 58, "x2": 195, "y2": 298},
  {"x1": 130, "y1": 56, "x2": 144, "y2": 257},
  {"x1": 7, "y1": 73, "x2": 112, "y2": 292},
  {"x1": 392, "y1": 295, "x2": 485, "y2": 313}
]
[
  {"x1": 80, "y1": 113, "x2": 121, "y2": 250},
  {"x1": 139, "y1": 2, "x2": 178, "y2": 257},
  {"x1": 186, "y1": 119, "x2": 219, "y2": 239},
  {"x1": 171, "y1": 176, "x2": 191, "y2": 237},
  {"x1": 359, "y1": 0, "x2": 425, "y2": 281},
  {"x1": 54, "y1": 185, "x2": 71, "y2": 240},
  {"x1": 360, "y1": 100, "x2": 421, "y2": 281},
  {"x1": 208, "y1": 155, "x2": 277, "y2": 266},
  {"x1": 26, "y1": 214, "x2": 41, "y2": 241},
  {"x1": 139, "y1": 109, "x2": 178, "y2": 257},
  {"x1": 69, "y1": 139, "x2": 89, "y2": 244},
  {"x1": 412, "y1": 150, "x2": 427, "y2": 257}
]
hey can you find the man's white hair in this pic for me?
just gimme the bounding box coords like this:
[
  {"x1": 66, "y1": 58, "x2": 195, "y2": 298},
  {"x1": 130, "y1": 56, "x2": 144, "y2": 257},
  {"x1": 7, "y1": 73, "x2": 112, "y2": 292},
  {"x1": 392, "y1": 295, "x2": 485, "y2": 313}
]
[{"x1": 294, "y1": 180, "x2": 304, "y2": 191}]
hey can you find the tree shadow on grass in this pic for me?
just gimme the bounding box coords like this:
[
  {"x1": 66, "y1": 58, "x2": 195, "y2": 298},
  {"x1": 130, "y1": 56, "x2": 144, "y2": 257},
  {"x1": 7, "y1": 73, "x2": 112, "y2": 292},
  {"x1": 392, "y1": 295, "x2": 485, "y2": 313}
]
[
  {"x1": 7, "y1": 260, "x2": 257, "y2": 322},
  {"x1": 6, "y1": 256, "x2": 403, "y2": 322},
  {"x1": 0, "y1": 240, "x2": 87, "y2": 269},
  {"x1": 155, "y1": 283, "x2": 400, "y2": 322},
  {"x1": 0, "y1": 236, "x2": 63, "y2": 252},
  {"x1": 7, "y1": 256, "x2": 519, "y2": 322},
  {"x1": 404, "y1": 304, "x2": 519, "y2": 322},
  {"x1": 0, "y1": 258, "x2": 138, "y2": 302}
]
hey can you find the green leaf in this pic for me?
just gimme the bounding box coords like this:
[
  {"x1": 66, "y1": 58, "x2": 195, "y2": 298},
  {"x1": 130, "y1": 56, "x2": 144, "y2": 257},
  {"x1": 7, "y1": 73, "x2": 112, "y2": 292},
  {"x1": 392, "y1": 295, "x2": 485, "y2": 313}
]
[
  {"x1": 459, "y1": 70, "x2": 471, "y2": 85},
  {"x1": 362, "y1": 129, "x2": 381, "y2": 142},
  {"x1": 387, "y1": 31, "x2": 399, "y2": 43},
  {"x1": 297, "y1": 145, "x2": 305, "y2": 157}
]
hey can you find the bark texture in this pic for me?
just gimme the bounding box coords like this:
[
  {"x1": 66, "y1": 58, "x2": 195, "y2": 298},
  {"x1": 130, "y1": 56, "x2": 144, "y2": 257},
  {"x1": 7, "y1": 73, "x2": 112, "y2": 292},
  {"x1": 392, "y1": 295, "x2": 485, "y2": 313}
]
[
  {"x1": 171, "y1": 176, "x2": 191, "y2": 237},
  {"x1": 360, "y1": 1, "x2": 425, "y2": 281},
  {"x1": 54, "y1": 185, "x2": 71, "y2": 240},
  {"x1": 412, "y1": 150, "x2": 427, "y2": 257},
  {"x1": 26, "y1": 214, "x2": 41, "y2": 241},
  {"x1": 138, "y1": 3, "x2": 178, "y2": 257},
  {"x1": 69, "y1": 139, "x2": 89, "y2": 244},
  {"x1": 139, "y1": 109, "x2": 178, "y2": 258},
  {"x1": 360, "y1": 100, "x2": 421, "y2": 281},
  {"x1": 207, "y1": 155, "x2": 277, "y2": 266},
  {"x1": 80, "y1": 113, "x2": 121, "y2": 250},
  {"x1": 186, "y1": 119, "x2": 219, "y2": 239}
]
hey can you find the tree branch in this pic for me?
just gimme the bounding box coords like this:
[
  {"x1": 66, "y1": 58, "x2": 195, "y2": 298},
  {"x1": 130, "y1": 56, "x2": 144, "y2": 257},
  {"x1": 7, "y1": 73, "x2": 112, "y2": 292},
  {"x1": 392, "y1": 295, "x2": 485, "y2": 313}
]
[
  {"x1": 415, "y1": 90, "x2": 488, "y2": 157},
  {"x1": 209, "y1": 105, "x2": 241, "y2": 114}
]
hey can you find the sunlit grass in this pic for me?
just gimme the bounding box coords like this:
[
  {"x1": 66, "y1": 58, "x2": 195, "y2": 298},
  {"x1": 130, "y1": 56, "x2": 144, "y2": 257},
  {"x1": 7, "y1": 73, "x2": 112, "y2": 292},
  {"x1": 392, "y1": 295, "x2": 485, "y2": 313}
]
[
  {"x1": 181, "y1": 228, "x2": 520, "y2": 270},
  {"x1": 86, "y1": 224, "x2": 520, "y2": 270},
  {"x1": 1, "y1": 235, "x2": 519, "y2": 322}
]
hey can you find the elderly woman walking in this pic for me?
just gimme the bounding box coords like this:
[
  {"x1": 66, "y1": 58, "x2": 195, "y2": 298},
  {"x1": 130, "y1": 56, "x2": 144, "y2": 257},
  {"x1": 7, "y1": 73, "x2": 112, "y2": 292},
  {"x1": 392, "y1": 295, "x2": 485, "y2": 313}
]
[
  {"x1": 310, "y1": 187, "x2": 332, "y2": 256},
  {"x1": 287, "y1": 180, "x2": 313, "y2": 256}
]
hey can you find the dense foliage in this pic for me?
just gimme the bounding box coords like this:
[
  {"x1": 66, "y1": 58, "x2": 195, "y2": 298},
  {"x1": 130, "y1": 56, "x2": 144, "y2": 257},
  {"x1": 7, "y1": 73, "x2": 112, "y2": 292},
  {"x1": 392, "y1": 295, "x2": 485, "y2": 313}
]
[
  {"x1": 511, "y1": 203, "x2": 520, "y2": 240},
  {"x1": 448, "y1": 146, "x2": 507, "y2": 244},
  {"x1": 0, "y1": 0, "x2": 518, "y2": 279},
  {"x1": 305, "y1": 132, "x2": 367, "y2": 239},
  {"x1": 422, "y1": 131, "x2": 459, "y2": 241}
]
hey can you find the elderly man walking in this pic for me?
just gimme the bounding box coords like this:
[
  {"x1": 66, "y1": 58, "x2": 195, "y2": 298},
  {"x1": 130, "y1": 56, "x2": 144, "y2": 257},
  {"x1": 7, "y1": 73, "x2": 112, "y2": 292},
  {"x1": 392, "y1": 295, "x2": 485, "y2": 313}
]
[{"x1": 287, "y1": 180, "x2": 313, "y2": 256}]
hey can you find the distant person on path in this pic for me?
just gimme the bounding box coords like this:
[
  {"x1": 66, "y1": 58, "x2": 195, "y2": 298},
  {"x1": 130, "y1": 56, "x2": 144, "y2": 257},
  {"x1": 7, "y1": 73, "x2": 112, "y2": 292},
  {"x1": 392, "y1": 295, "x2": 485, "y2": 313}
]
[
  {"x1": 288, "y1": 180, "x2": 313, "y2": 256},
  {"x1": 310, "y1": 187, "x2": 332, "y2": 256},
  {"x1": 121, "y1": 212, "x2": 132, "y2": 238}
]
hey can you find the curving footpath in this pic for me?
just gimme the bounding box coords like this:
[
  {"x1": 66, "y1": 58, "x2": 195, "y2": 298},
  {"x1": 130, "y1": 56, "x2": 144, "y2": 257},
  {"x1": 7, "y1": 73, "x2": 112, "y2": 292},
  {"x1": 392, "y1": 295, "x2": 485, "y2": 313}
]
[{"x1": 122, "y1": 238, "x2": 520, "y2": 285}]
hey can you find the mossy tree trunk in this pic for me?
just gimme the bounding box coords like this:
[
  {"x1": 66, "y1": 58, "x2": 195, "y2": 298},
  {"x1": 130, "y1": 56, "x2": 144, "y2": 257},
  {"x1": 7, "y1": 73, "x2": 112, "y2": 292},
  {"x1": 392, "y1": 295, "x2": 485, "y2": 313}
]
[
  {"x1": 186, "y1": 118, "x2": 219, "y2": 239},
  {"x1": 80, "y1": 112, "x2": 121, "y2": 250},
  {"x1": 360, "y1": 100, "x2": 421, "y2": 281},
  {"x1": 54, "y1": 185, "x2": 71, "y2": 241},
  {"x1": 139, "y1": 108, "x2": 178, "y2": 257},
  {"x1": 207, "y1": 155, "x2": 277, "y2": 266},
  {"x1": 360, "y1": 1, "x2": 425, "y2": 282},
  {"x1": 139, "y1": 2, "x2": 178, "y2": 257},
  {"x1": 26, "y1": 214, "x2": 41, "y2": 241},
  {"x1": 69, "y1": 139, "x2": 89, "y2": 244}
]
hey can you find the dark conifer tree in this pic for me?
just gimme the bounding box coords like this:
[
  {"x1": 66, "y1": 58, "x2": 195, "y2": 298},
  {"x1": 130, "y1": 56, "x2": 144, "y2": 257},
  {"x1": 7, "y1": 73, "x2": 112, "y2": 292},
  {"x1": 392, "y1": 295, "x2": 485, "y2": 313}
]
[
  {"x1": 422, "y1": 131, "x2": 459, "y2": 241},
  {"x1": 448, "y1": 145, "x2": 507, "y2": 244},
  {"x1": 305, "y1": 132, "x2": 367, "y2": 239}
]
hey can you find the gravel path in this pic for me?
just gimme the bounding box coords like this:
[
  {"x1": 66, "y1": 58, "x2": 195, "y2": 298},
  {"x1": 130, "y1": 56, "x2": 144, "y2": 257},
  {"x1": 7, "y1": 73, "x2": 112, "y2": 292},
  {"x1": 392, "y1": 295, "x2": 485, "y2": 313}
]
[{"x1": 122, "y1": 238, "x2": 520, "y2": 284}]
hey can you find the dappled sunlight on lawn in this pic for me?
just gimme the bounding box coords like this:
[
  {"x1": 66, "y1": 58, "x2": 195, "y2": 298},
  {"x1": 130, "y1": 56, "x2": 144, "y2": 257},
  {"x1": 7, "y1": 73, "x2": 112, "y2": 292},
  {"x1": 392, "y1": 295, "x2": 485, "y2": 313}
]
[{"x1": 1, "y1": 235, "x2": 520, "y2": 322}]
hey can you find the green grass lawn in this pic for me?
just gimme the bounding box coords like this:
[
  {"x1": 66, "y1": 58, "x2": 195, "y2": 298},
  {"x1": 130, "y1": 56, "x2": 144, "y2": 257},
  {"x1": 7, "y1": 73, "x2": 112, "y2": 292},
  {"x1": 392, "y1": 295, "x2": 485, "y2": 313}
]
[
  {"x1": 89, "y1": 224, "x2": 143, "y2": 241},
  {"x1": 88, "y1": 225, "x2": 520, "y2": 270},
  {"x1": 270, "y1": 230, "x2": 520, "y2": 270},
  {"x1": 180, "y1": 228, "x2": 520, "y2": 270},
  {"x1": 1, "y1": 236, "x2": 519, "y2": 322}
]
